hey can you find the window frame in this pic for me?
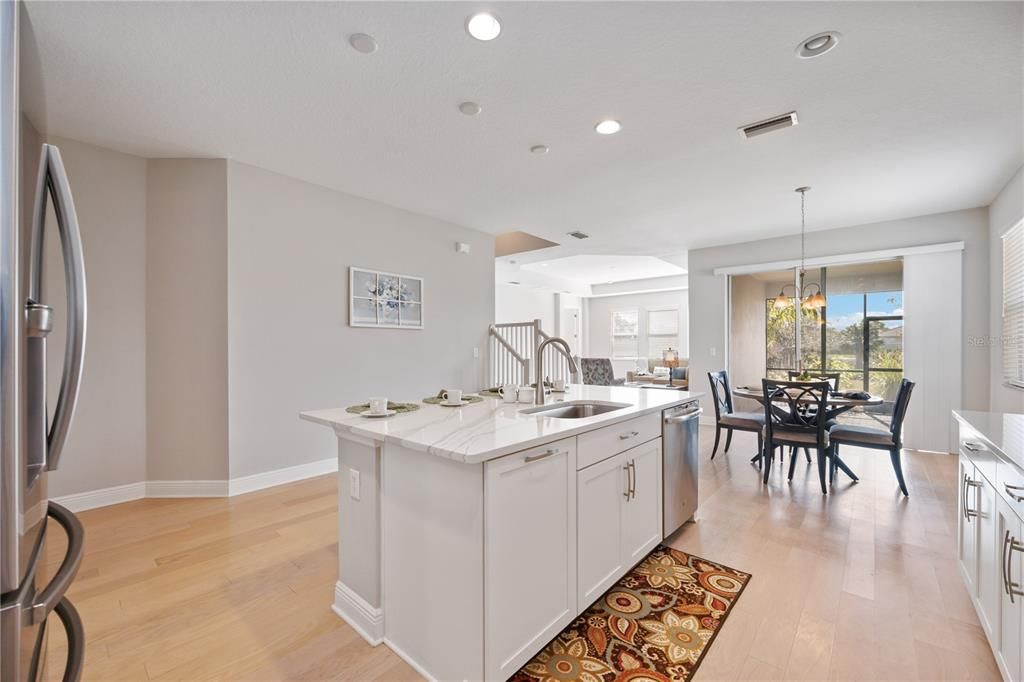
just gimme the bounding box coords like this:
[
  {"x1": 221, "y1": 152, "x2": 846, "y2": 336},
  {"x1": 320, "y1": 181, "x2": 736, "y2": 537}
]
[
  {"x1": 610, "y1": 308, "x2": 640, "y2": 359},
  {"x1": 1003, "y1": 219, "x2": 1024, "y2": 389}
]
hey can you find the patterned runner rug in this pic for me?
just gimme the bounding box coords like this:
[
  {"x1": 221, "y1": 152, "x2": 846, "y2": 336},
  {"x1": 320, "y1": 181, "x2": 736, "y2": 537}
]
[{"x1": 511, "y1": 546, "x2": 751, "y2": 682}]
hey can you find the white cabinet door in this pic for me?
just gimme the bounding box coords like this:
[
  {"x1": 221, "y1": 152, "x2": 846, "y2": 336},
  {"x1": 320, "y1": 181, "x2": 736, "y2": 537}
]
[
  {"x1": 485, "y1": 438, "x2": 577, "y2": 681},
  {"x1": 621, "y1": 439, "x2": 663, "y2": 565},
  {"x1": 960, "y1": 457, "x2": 979, "y2": 596},
  {"x1": 977, "y1": 474, "x2": 1000, "y2": 639},
  {"x1": 997, "y1": 496, "x2": 1022, "y2": 682},
  {"x1": 577, "y1": 450, "x2": 628, "y2": 607}
]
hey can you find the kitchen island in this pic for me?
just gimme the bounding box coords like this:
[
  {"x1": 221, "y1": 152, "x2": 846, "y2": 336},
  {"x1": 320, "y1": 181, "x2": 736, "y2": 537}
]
[
  {"x1": 953, "y1": 410, "x2": 1024, "y2": 682},
  {"x1": 301, "y1": 385, "x2": 702, "y2": 681}
]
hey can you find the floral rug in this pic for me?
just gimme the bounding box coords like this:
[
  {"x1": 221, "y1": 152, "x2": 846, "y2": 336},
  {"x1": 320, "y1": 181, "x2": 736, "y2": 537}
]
[{"x1": 511, "y1": 546, "x2": 750, "y2": 682}]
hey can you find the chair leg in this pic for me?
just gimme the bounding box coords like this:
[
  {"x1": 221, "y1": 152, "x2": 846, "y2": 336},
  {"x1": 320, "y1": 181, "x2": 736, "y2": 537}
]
[
  {"x1": 829, "y1": 445, "x2": 838, "y2": 485},
  {"x1": 787, "y1": 446, "x2": 798, "y2": 481},
  {"x1": 724, "y1": 428, "x2": 734, "y2": 453},
  {"x1": 711, "y1": 426, "x2": 721, "y2": 459},
  {"x1": 890, "y1": 448, "x2": 909, "y2": 496},
  {"x1": 804, "y1": 448, "x2": 812, "y2": 463},
  {"x1": 754, "y1": 433, "x2": 763, "y2": 467},
  {"x1": 816, "y1": 448, "x2": 828, "y2": 495}
]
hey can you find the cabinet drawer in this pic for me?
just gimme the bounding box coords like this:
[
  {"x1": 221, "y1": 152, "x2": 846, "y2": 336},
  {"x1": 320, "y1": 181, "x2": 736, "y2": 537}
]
[
  {"x1": 961, "y1": 439, "x2": 999, "y2": 486},
  {"x1": 996, "y1": 460, "x2": 1024, "y2": 521},
  {"x1": 577, "y1": 412, "x2": 661, "y2": 470}
]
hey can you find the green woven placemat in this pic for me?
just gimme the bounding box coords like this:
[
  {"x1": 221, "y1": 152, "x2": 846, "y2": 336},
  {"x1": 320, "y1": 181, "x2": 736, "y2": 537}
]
[
  {"x1": 479, "y1": 388, "x2": 502, "y2": 399},
  {"x1": 345, "y1": 401, "x2": 420, "y2": 415},
  {"x1": 423, "y1": 394, "x2": 484, "y2": 405}
]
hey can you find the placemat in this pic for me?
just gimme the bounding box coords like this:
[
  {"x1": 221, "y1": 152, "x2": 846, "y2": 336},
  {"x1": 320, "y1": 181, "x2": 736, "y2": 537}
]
[{"x1": 345, "y1": 401, "x2": 421, "y2": 415}]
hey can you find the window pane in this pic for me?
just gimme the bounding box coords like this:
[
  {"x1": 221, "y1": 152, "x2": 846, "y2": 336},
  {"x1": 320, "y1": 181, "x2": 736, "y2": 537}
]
[
  {"x1": 648, "y1": 335, "x2": 677, "y2": 359},
  {"x1": 613, "y1": 336, "x2": 638, "y2": 358},
  {"x1": 648, "y1": 309, "x2": 678, "y2": 335},
  {"x1": 612, "y1": 310, "x2": 638, "y2": 335},
  {"x1": 766, "y1": 299, "x2": 796, "y2": 370},
  {"x1": 866, "y1": 291, "x2": 903, "y2": 317},
  {"x1": 869, "y1": 370, "x2": 903, "y2": 403},
  {"x1": 868, "y1": 319, "x2": 903, "y2": 368},
  {"x1": 825, "y1": 293, "x2": 864, "y2": 373}
]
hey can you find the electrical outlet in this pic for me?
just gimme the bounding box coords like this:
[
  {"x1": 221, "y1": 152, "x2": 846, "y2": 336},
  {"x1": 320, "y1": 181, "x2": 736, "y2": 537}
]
[{"x1": 349, "y1": 468, "x2": 360, "y2": 500}]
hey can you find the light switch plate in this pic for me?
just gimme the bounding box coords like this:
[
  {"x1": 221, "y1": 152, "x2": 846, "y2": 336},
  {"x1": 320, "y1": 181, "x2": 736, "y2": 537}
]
[{"x1": 349, "y1": 468, "x2": 360, "y2": 500}]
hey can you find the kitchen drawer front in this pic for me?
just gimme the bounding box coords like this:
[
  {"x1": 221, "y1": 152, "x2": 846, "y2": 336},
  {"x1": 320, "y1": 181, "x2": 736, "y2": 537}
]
[
  {"x1": 996, "y1": 460, "x2": 1024, "y2": 521},
  {"x1": 577, "y1": 412, "x2": 661, "y2": 470},
  {"x1": 961, "y1": 440, "x2": 999, "y2": 486}
]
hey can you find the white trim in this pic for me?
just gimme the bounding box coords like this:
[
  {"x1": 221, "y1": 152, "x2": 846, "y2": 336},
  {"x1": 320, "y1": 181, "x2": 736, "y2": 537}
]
[
  {"x1": 51, "y1": 459, "x2": 339, "y2": 511},
  {"x1": 332, "y1": 581, "x2": 385, "y2": 646},
  {"x1": 712, "y1": 241, "x2": 964, "y2": 276},
  {"x1": 586, "y1": 286, "x2": 688, "y2": 299},
  {"x1": 382, "y1": 638, "x2": 439, "y2": 682},
  {"x1": 228, "y1": 457, "x2": 338, "y2": 496},
  {"x1": 146, "y1": 480, "x2": 229, "y2": 498},
  {"x1": 53, "y1": 481, "x2": 146, "y2": 512}
]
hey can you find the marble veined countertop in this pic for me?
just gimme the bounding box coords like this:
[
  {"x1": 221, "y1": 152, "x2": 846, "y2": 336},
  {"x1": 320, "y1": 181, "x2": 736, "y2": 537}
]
[
  {"x1": 954, "y1": 409, "x2": 1024, "y2": 474},
  {"x1": 301, "y1": 385, "x2": 703, "y2": 464}
]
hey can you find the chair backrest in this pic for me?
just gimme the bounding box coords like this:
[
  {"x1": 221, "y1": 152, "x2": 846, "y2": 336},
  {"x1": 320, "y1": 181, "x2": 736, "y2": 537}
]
[
  {"x1": 707, "y1": 370, "x2": 735, "y2": 421},
  {"x1": 786, "y1": 370, "x2": 841, "y2": 392},
  {"x1": 761, "y1": 378, "x2": 831, "y2": 447},
  {"x1": 580, "y1": 358, "x2": 616, "y2": 386},
  {"x1": 889, "y1": 378, "x2": 916, "y2": 445}
]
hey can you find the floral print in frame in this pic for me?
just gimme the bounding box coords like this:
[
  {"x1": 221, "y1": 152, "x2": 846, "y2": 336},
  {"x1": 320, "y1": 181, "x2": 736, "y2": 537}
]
[{"x1": 349, "y1": 266, "x2": 424, "y2": 329}]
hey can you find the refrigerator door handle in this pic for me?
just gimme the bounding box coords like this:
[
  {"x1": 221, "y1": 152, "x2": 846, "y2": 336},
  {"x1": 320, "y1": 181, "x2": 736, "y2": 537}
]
[
  {"x1": 29, "y1": 501, "x2": 84, "y2": 625},
  {"x1": 27, "y1": 143, "x2": 87, "y2": 472},
  {"x1": 52, "y1": 598, "x2": 85, "y2": 682}
]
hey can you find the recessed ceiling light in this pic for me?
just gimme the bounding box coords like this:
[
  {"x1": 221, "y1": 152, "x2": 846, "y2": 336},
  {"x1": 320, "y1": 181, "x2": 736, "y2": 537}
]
[
  {"x1": 595, "y1": 119, "x2": 622, "y2": 135},
  {"x1": 459, "y1": 101, "x2": 482, "y2": 116},
  {"x1": 530, "y1": 145, "x2": 549, "y2": 155},
  {"x1": 796, "y1": 31, "x2": 841, "y2": 59},
  {"x1": 466, "y1": 13, "x2": 501, "y2": 41},
  {"x1": 348, "y1": 33, "x2": 378, "y2": 54}
]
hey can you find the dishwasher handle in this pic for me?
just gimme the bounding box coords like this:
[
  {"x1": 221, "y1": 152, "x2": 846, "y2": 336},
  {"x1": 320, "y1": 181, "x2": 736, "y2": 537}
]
[{"x1": 665, "y1": 407, "x2": 703, "y2": 424}]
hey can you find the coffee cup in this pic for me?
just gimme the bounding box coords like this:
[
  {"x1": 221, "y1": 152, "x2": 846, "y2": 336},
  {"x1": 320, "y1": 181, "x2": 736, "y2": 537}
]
[
  {"x1": 368, "y1": 397, "x2": 389, "y2": 414},
  {"x1": 518, "y1": 386, "x2": 535, "y2": 404},
  {"x1": 552, "y1": 378, "x2": 567, "y2": 392},
  {"x1": 499, "y1": 384, "x2": 518, "y2": 403},
  {"x1": 442, "y1": 389, "x2": 463, "y2": 405}
]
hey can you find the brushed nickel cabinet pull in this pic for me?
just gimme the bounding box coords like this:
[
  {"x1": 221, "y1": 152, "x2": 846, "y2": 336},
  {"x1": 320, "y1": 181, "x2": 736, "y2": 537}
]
[
  {"x1": 1008, "y1": 534, "x2": 1024, "y2": 602},
  {"x1": 964, "y1": 475, "x2": 980, "y2": 520},
  {"x1": 525, "y1": 449, "x2": 558, "y2": 464},
  {"x1": 619, "y1": 430, "x2": 640, "y2": 441},
  {"x1": 628, "y1": 460, "x2": 636, "y2": 500},
  {"x1": 623, "y1": 463, "x2": 631, "y2": 500}
]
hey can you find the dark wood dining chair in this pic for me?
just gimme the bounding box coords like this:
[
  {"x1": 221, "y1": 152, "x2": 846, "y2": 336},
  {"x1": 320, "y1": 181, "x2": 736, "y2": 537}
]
[
  {"x1": 785, "y1": 371, "x2": 841, "y2": 462},
  {"x1": 761, "y1": 379, "x2": 832, "y2": 493},
  {"x1": 707, "y1": 370, "x2": 765, "y2": 462},
  {"x1": 828, "y1": 378, "x2": 916, "y2": 495}
]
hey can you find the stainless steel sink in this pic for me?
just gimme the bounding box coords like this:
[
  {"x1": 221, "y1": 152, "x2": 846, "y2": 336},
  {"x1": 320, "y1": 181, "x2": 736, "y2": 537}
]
[{"x1": 520, "y1": 401, "x2": 631, "y2": 419}]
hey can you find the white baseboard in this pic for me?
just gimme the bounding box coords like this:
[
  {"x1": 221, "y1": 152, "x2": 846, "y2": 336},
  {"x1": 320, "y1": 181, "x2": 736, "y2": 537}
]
[
  {"x1": 51, "y1": 458, "x2": 337, "y2": 512},
  {"x1": 53, "y1": 481, "x2": 146, "y2": 512},
  {"x1": 383, "y1": 637, "x2": 439, "y2": 682},
  {"x1": 229, "y1": 457, "x2": 337, "y2": 496},
  {"x1": 147, "y1": 480, "x2": 229, "y2": 498},
  {"x1": 331, "y1": 581, "x2": 384, "y2": 646}
]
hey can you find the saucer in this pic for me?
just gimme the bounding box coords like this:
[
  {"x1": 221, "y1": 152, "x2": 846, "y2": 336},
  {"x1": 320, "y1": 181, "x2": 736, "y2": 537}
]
[
  {"x1": 362, "y1": 409, "x2": 396, "y2": 418},
  {"x1": 440, "y1": 400, "x2": 472, "y2": 407},
  {"x1": 550, "y1": 389, "x2": 567, "y2": 393}
]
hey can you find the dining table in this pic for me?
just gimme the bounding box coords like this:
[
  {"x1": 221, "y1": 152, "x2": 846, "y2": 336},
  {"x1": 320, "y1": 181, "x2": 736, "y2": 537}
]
[{"x1": 731, "y1": 384, "x2": 885, "y2": 482}]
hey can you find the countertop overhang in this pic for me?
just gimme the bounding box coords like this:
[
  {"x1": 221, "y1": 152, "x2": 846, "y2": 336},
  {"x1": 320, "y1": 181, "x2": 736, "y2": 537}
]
[
  {"x1": 301, "y1": 386, "x2": 704, "y2": 463},
  {"x1": 953, "y1": 409, "x2": 1024, "y2": 474}
]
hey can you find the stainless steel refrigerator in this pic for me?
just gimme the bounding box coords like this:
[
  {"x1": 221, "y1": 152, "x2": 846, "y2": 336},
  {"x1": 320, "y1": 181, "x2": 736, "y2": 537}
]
[{"x1": 1, "y1": 2, "x2": 87, "y2": 680}]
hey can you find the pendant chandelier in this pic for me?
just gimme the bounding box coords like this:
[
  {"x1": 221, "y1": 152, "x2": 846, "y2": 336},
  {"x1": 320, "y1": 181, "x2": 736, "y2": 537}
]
[{"x1": 772, "y1": 186, "x2": 827, "y2": 311}]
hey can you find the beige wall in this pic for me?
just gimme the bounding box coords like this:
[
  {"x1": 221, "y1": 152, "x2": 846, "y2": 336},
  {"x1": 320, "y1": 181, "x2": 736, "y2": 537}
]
[
  {"x1": 225, "y1": 161, "x2": 495, "y2": 479},
  {"x1": 146, "y1": 159, "x2": 229, "y2": 481},
  {"x1": 989, "y1": 166, "x2": 1024, "y2": 414},
  {"x1": 37, "y1": 136, "x2": 149, "y2": 497},
  {"x1": 688, "y1": 208, "x2": 991, "y2": 421}
]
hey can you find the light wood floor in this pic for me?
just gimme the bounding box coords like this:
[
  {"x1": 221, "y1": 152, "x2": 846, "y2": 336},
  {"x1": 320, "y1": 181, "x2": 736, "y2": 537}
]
[{"x1": 42, "y1": 426, "x2": 1000, "y2": 681}]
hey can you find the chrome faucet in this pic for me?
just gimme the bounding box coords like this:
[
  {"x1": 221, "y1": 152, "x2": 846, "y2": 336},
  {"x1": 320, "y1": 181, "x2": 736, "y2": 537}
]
[{"x1": 535, "y1": 336, "x2": 579, "y2": 405}]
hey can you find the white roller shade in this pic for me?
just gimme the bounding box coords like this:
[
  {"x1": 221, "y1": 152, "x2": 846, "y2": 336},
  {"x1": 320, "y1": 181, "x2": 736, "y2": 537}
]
[{"x1": 1003, "y1": 222, "x2": 1024, "y2": 388}]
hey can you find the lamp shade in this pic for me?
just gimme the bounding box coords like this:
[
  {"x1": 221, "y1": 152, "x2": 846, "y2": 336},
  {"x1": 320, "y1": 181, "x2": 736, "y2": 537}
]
[{"x1": 773, "y1": 292, "x2": 791, "y2": 309}]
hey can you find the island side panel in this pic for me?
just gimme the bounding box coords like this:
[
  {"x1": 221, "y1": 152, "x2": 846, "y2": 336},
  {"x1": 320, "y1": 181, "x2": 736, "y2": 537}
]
[
  {"x1": 334, "y1": 434, "x2": 384, "y2": 642},
  {"x1": 383, "y1": 443, "x2": 485, "y2": 681}
]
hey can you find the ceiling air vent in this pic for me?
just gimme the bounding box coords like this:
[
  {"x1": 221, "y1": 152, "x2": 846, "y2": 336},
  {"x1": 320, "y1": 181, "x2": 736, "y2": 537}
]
[
  {"x1": 568, "y1": 231, "x2": 590, "y2": 240},
  {"x1": 738, "y1": 111, "x2": 799, "y2": 139}
]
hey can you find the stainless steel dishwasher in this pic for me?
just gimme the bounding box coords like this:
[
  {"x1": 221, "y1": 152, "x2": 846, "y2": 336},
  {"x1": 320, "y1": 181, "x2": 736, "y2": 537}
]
[{"x1": 662, "y1": 400, "x2": 702, "y2": 538}]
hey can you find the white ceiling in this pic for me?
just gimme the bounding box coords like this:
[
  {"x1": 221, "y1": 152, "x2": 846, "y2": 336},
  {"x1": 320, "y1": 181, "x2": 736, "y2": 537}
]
[
  {"x1": 521, "y1": 254, "x2": 685, "y2": 284},
  {"x1": 21, "y1": 2, "x2": 1023, "y2": 258}
]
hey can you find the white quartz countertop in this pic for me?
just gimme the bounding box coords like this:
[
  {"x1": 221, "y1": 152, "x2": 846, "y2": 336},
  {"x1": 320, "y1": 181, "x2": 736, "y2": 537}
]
[
  {"x1": 954, "y1": 409, "x2": 1024, "y2": 474},
  {"x1": 301, "y1": 386, "x2": 703, "y2": 464}
]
